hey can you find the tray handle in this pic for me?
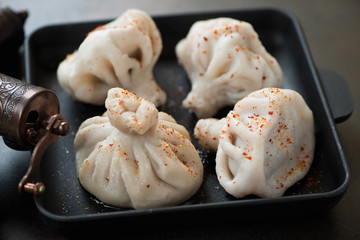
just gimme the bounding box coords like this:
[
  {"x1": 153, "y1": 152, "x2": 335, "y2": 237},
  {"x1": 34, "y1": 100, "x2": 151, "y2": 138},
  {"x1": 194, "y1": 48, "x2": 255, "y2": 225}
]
[{"x1": 318, "y1": 70, "x2": 353, "y2": 123}]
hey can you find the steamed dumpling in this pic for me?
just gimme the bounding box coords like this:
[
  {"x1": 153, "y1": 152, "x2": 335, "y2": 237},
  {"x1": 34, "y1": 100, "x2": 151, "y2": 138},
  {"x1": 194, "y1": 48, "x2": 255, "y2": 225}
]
[
  {"x1": 57, "y1": 9, "x2": 166, "y2": 106},
  {"x1": 176, "y1": 17, "x2": 283, "y2": 118},
  {"x1": 74, "y1": 88, "x2": 203, "y2": 209},
  {"x1": 194, "y1": 88, "x2": 315, "y2": 198}
]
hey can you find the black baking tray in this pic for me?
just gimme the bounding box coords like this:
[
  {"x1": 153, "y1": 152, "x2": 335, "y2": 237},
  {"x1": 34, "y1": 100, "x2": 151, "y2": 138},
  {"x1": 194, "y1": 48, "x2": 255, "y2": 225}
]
[{"x1": 23, "y1": 8, "x2": 352, "y2": 226}]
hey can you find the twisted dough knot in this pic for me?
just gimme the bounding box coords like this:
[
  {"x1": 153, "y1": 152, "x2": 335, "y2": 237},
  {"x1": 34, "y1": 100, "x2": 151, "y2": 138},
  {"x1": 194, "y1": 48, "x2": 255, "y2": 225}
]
[{"x1": 105, "y1": 88, "x2": 158, "y2": 135}]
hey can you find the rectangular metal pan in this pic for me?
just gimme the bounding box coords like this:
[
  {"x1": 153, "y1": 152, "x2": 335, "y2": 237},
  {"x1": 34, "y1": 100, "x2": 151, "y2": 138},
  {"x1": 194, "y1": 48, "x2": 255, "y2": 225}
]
[{"x1": 24, "y1": 8, "x2": 352, "y2": 225}]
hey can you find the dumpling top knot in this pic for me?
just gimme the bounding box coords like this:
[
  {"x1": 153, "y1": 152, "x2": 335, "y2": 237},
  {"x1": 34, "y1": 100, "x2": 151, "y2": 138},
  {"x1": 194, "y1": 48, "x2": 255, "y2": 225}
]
[{"x1": 105, "y1": 88, "x2": 158, "y2": 135}]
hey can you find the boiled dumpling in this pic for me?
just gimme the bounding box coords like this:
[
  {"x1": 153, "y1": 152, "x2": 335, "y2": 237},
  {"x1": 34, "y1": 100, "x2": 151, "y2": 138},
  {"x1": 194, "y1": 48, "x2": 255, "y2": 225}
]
[
  {"x1": 194, "y1": 88, "x2": 315, "y2": 198},
  {"x1": 57, "y1": 9, "x2": 166, "y2": 107},
  {"x1": 176, "y1": 17, "x2": 283, "y2": 118},
  {"x1": 74, "y1": 88, "x2": 203, "y2": 209}
]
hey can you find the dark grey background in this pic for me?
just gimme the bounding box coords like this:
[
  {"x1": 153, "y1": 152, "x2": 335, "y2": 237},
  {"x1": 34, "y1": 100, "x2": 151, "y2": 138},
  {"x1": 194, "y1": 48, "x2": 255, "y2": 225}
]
[{"x1": 1, "y1": 0, "x2": 359, "y2": 239}]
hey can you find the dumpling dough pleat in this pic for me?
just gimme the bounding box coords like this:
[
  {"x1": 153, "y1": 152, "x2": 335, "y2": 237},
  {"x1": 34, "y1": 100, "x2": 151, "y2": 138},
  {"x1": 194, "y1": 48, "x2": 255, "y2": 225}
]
[
  {"x1": 57, "y1": 9, "x2": 166, "y2": 106},
  {"x1": 75, "y1": 88, "x2": 203, "y2": 209},
  {"x1": 194, "y1": 88, "x2": 315, "y2": 198},
  {"x1": 176, "y1": 17, "x2": 283, "y2": 118}
]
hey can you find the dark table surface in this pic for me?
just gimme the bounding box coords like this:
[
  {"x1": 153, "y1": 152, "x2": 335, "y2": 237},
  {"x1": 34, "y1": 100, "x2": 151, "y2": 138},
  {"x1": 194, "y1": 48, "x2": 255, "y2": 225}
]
[{"x1": 1, "y1": 0, "x2": 359, "y2": 239}]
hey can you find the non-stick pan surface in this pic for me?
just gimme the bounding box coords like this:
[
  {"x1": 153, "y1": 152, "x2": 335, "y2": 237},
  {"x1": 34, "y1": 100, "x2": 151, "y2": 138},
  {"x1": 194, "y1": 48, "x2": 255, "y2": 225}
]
[{"x1": 23, "y1": 8, "x2": 351, "y2": 224}]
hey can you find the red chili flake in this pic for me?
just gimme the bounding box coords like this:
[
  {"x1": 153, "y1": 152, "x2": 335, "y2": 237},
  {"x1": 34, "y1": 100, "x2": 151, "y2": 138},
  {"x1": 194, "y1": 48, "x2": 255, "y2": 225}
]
[
  {"x1": 199, "y1": 73, "x2": 204, "y2": 77},
  {"x1": 105, "y1": 177, "x2": 109, "y2": 183},
  {"x1": 230, "y1": 73, "x2": 234, "y2": 78},
  {"x1": 203, "y1": 36, "x2": 208, "y2": 41},
  {"x1": 214, "y1": 30, "x2": 218, "y2": 34},
  {"x1": 268, "y1": 111, "x2": 273, "y2": 115},
  {"x1": 146, "y1": 185, "x2": 150, "y2": 188},
  {"x1": 235, "y1": 48, "x2": 239, "y2": 52},
  {"x1": 93, "y1": 25, "x2": 105, "y2": 32},
  {"x1": 212, "y1": 137, "x2": 217, "y2": 141},
  {"x1": 262, "y1": 76, "x2": 267, "y2": 80},
  {"x1": 245, "y1": 156, "x2": 252, "y2": 160},
  {"x1": 243, "y1": 152, "x2": 247, "y2": 156},
  {"x1": 300, "y1": 147, "x2": 305, "y2": 151}
]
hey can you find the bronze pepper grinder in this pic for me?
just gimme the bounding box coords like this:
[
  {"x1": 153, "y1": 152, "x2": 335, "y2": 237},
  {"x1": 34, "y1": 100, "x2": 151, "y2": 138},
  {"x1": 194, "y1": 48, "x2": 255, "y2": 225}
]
[{"x1": 0, "y1": 73, "x2": 70, "y2": 196}]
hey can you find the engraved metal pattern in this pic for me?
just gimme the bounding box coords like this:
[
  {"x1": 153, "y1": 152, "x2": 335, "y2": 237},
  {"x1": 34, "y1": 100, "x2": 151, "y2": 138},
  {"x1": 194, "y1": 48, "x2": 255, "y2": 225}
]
[{"x1": 0, "y1": 73, "x2": 33, "y2": 137}]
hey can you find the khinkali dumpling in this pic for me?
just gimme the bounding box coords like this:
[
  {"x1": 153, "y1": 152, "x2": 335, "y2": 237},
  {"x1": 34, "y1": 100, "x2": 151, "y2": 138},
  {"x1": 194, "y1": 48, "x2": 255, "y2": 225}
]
[
  {"x1": 176, "y1": 18, "x2": 283, "y2": 118},
  {"x1": 194, "y1": 88, "x2": 315, "y2": 198},
  {"x1": 57, "y1": 9, "x2": 166, "y2": 107},
  {"x1": 74, "y1": 88, "x2": 203, "y2": 209}
]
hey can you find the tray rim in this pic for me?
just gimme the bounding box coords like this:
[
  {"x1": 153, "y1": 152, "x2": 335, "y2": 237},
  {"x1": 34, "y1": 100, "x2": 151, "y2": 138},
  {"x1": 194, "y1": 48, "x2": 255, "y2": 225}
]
[{"x1": 25, "y1": 7, "x2": 351, "y2": 222}]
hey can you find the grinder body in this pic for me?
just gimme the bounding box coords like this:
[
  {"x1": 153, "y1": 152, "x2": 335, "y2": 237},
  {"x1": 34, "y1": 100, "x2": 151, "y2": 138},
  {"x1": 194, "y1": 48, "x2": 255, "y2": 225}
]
[{"x1": 0, "y1": 73, "x2": 70, "y2": 195}]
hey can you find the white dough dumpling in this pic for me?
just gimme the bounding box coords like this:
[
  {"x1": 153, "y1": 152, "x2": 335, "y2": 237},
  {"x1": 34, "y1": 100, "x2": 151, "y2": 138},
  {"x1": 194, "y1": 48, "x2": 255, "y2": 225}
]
[
  {"x1": 74, "y1": 88, "x2": 203, "y2": 209},
  {"x1": 194, "y1": 88, "x2": 315, "y2": 198},
  {"x1": 176, "y1": 17, "x2": 283, "y2": 118},
  {"x1": 57, "y1": 9, "x2": 166, "y2": 106}
]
